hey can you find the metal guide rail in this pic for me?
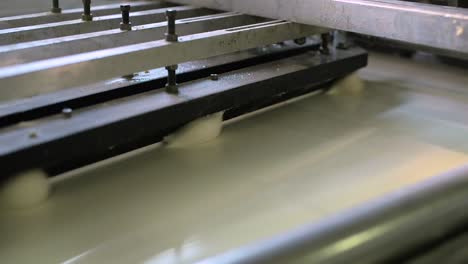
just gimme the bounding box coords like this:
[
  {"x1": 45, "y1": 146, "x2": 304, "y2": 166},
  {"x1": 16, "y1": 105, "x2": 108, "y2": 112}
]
[
  {"x1": 0, "y1": 1, "x2": 326, "y2": 102},
  {"x1": 169, "y1": 0, "x2": 468, "y2": 56},
  {"x1": 0, "y1": 0, "x2": 367, "y2": 179}
]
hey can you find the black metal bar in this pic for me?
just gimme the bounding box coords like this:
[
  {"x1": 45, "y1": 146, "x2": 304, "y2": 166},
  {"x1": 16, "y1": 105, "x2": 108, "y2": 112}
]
[
  {"x1": 82, "y1": 0, "x2": 93, "y2": 21},
  {"x1": 120, "y1": 5, "x2": 132, "y2": 31},
  {"x1": 51, "y1": 0, "x2": 61, "y2": 13},
  {"x1": 165, "y1": 65, "x2": 179, "y2": 93},
  {"x1": 195, "y1": 164, "x2": 468, "y2": 264},
  {"x1": 0, "y1": 42, "x2": 321, "y2": 128},
  {"x1": 0, "y1": 48, "x2": 367, "y2": 181},
  {"x1": 165, "y1": 9, "x2": 178, "y2": 42}
]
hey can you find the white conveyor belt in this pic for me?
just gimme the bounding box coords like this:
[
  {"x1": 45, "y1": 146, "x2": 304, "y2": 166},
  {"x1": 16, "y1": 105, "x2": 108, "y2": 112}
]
[{"x1": 1, "y1": 53, "x2": 468, "y2": 263}]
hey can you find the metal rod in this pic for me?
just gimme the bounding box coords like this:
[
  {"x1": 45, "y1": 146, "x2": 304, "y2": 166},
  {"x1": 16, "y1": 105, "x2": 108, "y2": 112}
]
[
  {"x1": 168, "y1": 0, "x2": 468, "y2": 54},
  {"x1": 51, "y1": 0, "x2": 61, "y2": 14},
  {"x1": 165, "y1": 65, "x2": 179, "y2": 93},
  {"x1": 0, "y1": 6, "x2": 206, "y2": 46},
  {"x1": 82, "y1": 0, "x2": 93, "y2": 21},
  {"x1": 120, "y1": 5, "x2": 132, "y2": 31},
  {"x1": 195, "y1": 164, "x2": 468, "y2": 264},
  {"x1": 320, "y1": 33, "x2": 330, "y2": 55},
  {"x1": 0, "y1": 21, "x2": 322, "y2": 98},
  {"x1": 0, "y1": 2, "x2": 171, "y2": 30},
  {"x1": 165, "y1": 9, "x2": 178, "y2": 42},
  {"x1": 0, "y1": 13, "x2": 259, "y2": 68}
]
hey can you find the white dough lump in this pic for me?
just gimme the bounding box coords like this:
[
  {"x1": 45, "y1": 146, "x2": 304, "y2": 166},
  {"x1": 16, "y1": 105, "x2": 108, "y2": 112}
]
[
  {"x1": 0, "y1": 169, "x2": 50, "y2": 210},
  {"x1": 327, "y1": 73, "x2": 365, "y2": 95},
  {"x1": 164, "y1": 112, "x2": 224, "y2": 148}
]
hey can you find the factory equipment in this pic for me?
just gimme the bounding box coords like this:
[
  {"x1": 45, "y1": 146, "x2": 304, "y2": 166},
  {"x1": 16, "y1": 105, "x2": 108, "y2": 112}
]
[{"x1": 1, "y1": 1, "x2": 468, "y2": 263}]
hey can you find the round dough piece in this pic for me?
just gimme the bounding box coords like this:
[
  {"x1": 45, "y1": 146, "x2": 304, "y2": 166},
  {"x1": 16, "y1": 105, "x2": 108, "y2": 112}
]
[
  {"x1": 0, "y1": 169, "x2": 50, "y2": 210},
  {"x1": 164, "y1": 112, "x2": 224, "y2": 148}
]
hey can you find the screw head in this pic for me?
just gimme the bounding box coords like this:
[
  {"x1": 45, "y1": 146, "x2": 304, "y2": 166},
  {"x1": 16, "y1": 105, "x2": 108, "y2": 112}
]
[
  {"x1": 165, "y1": 65, "x2": 178, "y2": 71},
  {"x1": 166, "y1": 9, "x2": 177, "y2": 18},
  {"x1": 62, "y1": 108, "x2": 73, "y2": 118},
  {"x1": 210, "y1": 74, "x2": 219, "y2": 81},
  {"x1": 120, "y1": 5, "x2": 131, "y2": 12},
  {"x1": 294, "y1": 37, "x2": 307, "y2": 45},
  {"x1": 29, "y1": 131, "x2": 38, "y2": 139}
]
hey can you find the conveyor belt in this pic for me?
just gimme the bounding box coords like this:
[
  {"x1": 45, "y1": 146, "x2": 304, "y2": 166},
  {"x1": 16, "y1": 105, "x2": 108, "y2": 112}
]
[{"x1": 1, "y1": 52, "x2": 468, "y2": 263}]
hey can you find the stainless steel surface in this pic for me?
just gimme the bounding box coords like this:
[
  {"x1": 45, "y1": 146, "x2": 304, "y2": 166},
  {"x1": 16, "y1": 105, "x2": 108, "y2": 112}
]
[
  {"x1": 0, "y1": 20, "x2": 322, "y2": 101},
  {"x1": 0, "y1": 2, "x2": 170, "y2": 29},
  {"x1": 0, "y1": 0, "x2": 113, "y2": 16},
  {"x1": 0, "y1": 13, "x2": 263, "y2": 67},
  {"x1": 2, "y1": 53, "x2": 468, "y2": 264},
  {"x1": 169, "y1": 0, "x2": 468, "y2": 54},
  {"x1": 0, "y1": 6, "x2": 210, "y2": 45}
]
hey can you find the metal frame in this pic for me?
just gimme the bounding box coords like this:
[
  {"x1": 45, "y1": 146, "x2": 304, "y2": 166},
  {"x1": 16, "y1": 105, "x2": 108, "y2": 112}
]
[
  {"x1": 169, "y1": 0, "x2": 468, "y2": 54},
  {"x1": 0, "y1": 13, "x2": 265, "y2": 67},
  {"x1": 0, "y1": 21, "x2": 325, "y2": 101},
  {"x1": 0, "y1": 1, "x2": 173, "y2": 29},
  {"x1": 0, "y1": 6, "x2": 214, "y2": 45},
  {"x1": 0, "y1": 41, "x2": 321, "y2": 128},
  {"x1": 0, "y1": 47, "x2": 367, "y2": 180}
]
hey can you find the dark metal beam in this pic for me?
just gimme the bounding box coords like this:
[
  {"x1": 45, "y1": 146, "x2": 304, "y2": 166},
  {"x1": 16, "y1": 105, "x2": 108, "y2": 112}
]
[{"x1": 0, "y1": 47, "x2": 367, "y2": 180}]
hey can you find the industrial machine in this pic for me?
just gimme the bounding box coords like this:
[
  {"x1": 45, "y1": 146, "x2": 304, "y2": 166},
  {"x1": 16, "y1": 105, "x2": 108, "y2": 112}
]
[{"x1": 1, "y1": 1, "x2": 468, "y2": 263}]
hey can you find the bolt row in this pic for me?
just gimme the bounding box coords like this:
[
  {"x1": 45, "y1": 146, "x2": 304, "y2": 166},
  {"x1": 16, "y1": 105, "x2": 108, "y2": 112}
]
[
  {"x1": 48, "y1": 1, "x2": 332, "y2": 110},
  {"x1": 50, "y1": 0, "x2": 182, "y2": 93}
]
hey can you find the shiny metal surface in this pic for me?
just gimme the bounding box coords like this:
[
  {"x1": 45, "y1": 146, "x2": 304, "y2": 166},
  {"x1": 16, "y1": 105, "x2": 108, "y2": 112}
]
[
  {"x1": 197, "y1": 165, "x2": 468, "y2": 264},
  {"x1": 169, "y1": 0, "x2": 468, "y2": 54},
  {"x1": 0, "y1": 1, "x2": 170, "y2": 29},
  {"x1": 0, "y1": 0, "x2": 113, "y2": 17},
  {"x1": 0, "y1": 21, "x2": 321, "y2": 101},
  {"x1": 2, "y1": 53, "x2": 468, "y2": 263},
  {"x1": 0, "y1": 13, "x2": 264, "y2": 67},
  {"x1": 0, "y1": 6, "x2": 209, "y2": 45}
]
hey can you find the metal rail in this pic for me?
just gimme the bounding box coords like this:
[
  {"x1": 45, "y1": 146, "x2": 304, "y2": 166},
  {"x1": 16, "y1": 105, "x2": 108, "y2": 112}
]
[
  {"x1": 0, "y1": 6, "x2": 214, "y2": 45},
  {"x1": 0, "y1": 1, "x2": 172, "y2": 29},
  {"x1": 0, "y1": 47, "x2": 367, "y2": 179},
  {"x1": 0, "y1": 21, "x2": 323, "y2": 101},
  {"x1": 169, "y1": 0, "x2": 468, "y2": 54},
  {"x1": 196, "y1": 164, "x2": 468, "y2": 264},
  {"x1": 0, "y1": 40, "x2": 321, "y2": 128},
  {"x1": 0, "y1": 13, "x2": 265, "y2": 67}
]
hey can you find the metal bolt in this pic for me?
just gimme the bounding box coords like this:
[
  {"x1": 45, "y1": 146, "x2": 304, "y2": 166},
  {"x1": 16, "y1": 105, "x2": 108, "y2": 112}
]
[
  {"x1": 62, "y1": 107, "x2": 73, "y2": 118},
  {"x1": 320, "y1": 33, "x2": 331, "y2": 55},
  {"x1": 120, "y1": 5, "x2": 132, "y2": 31},
  {"x1": 335, "y1": 31, "x2": 350, "y2": 50},
  {"x1": 165, "y1": 65, "x2": 179, "y2": 94},
  {"x1": 210, "y1": 74, "x2": 219, "y2": 81},
  {"x1": 165, "y1": 10, "x2": 178, "y2": 42},
  {"x1": 51, "y1": 0, "x2": 62, "y2": 13},
  {"x1": 294, "y1": 37, "x2": 307, "y2": 45},
  {"x1": 82, "y1": 0, "x2": 93, "y2": 21},
  {"x1": 29, "y1": 131, "x2": 38, "y2": 139}
]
